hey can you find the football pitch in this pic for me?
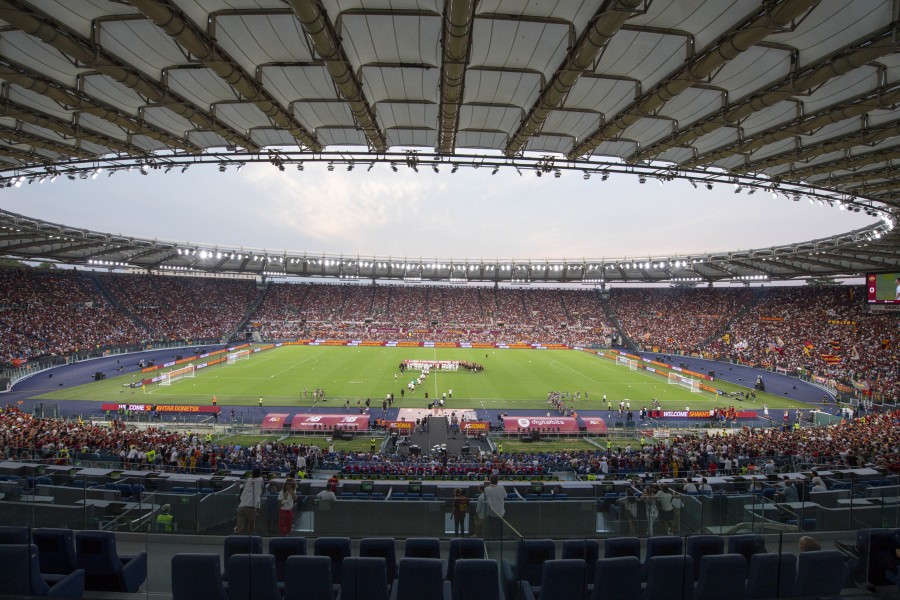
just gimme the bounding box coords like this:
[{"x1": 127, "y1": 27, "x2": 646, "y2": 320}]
[{"x1": 35, "y1": 346, "x2": 806, "y2": 411}]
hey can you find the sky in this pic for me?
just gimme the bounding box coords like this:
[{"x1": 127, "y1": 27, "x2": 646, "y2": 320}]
[{"x1": 0, "y1": 160, "x2": 875, "y2": 263}]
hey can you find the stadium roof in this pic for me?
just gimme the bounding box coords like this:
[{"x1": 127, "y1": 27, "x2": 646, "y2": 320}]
[{"x1": 0, "y1": 0, "x2": 897, "y2": 283}]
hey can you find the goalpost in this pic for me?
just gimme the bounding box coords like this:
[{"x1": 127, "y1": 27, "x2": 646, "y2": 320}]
[
  {"x1": 227, "y1": 349, "x2": 251, "y2": 365},
  {"x1": 668, "y1": 372, "x2": 701, "y2": 393},
  {"x1": 159, "y1": 364, "x2": 195, "y2": 386},
  {"x1": 616, "y1": 356, "x2": 638, "y2": 371}
]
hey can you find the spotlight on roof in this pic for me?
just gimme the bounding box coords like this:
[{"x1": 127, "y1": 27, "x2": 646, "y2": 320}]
[
  {"x1": 296, "y1": 162, "x2": 304, "y2": 171},
  {"x1": 601, "y1": 172, "x2": 609, "y2": 181},
  {"x1": 492, "y1": 167, "x2": 499, "y2": 175},
  {"x1": 432, "y1": 165, "x2": 439, "y2": 173},
  {"x1": 638, "y1": 175, "x2": 646, "y2": 184},
  {"x1": 705, "y1": 182, "x2": 713, "y2": 190}
]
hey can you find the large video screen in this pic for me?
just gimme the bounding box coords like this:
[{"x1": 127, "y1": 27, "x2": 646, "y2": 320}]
[{"x1": 866, "y1": 273, "x2": 900, "y2": 304}]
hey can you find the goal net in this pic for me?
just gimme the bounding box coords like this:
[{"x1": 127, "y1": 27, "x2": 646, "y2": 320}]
[
  {"x1": 227, "y1": 349, "x2": 251, "y2": 365},
  {"x1": 668, "y1": 372, "x2": 700, "y2": 393},
  {"x1": 159, "y1": 364, "x2": 195, "y2": 386},
  {"x1": 616, "y1": 356, "x2": 638, "y2": 371}
]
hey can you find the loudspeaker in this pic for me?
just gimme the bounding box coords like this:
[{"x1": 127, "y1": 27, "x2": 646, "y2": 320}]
[{"x1": 461, "y1": 446, "x2": 470, "y2": 454}]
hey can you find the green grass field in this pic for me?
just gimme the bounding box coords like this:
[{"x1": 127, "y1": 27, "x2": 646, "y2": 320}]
[{"x1": 34, "y1": 346, "x2": 805, "y2": 412}]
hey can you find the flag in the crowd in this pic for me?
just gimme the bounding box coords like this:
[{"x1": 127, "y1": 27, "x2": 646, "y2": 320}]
[
  {"x1": 850, "y1": 346, "x2": 860, "y2": 361},
  {"x1": 775, "y1": 336, "x2": 785, "y2": 349},
  {"x1": 721, "y1": 333, "x2": 731, "y2": 344},
  {"x1": 821, "y1": 354, "x2": 841, "y2": 365},
  {"x1": 829, "y1": 340, "x2": 841, "y2": 351},
  {"x1": 883, "y1": 339, "x2": 891, "y2": 350},
  {"x1": 16, "y1": 400, "x2": 23, "y2": 405},
  {"x1": 803, "y1": 345, "x2": 811, "y2": 357}
]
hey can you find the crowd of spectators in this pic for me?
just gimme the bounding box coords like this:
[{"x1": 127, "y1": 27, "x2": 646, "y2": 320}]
[
  {"x1": 0, "y1": 269, "x2": 143, "y2": 363},
  {"x1": 0, "y1": 404, "x2": 322, "y2": 475},
  {"x1": 610, "y1": 287, "x2": 754, "y2": 353},
  {"x1": 98, "y1": 273, "x2": 257, "y2": 342},
  {"x1": 2, "y1": 268, "x2": 896, "y2": 399}
]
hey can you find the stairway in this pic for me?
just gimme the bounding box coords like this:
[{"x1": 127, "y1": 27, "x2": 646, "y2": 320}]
[
  {"x1": 89, "y1": 273, "x2": 152, "y2": 334},
  {"x1": 222, "y1": 281, "x2": 269, "y2": 343},
  {"x1": 400, "y1": 415, "x2": 472, "y2": 457},
  {"x1": 597, "y1": 289, "x2": 638, "y2": 351}
]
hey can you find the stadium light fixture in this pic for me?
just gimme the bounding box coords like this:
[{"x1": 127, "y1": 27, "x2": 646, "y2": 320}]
[
  {"x1": 601, "y1": 172, "x2": 609, "y2": 181},
  {"x1": 297, "y1": 163, "x2": 304, "y2": 171},
  {"x1": 705, "y1": 182, "x2": 713, "y2": 190},
  {"x1": 638, "y1": 175, "x2": 646, "y2": 184},
  {"x1": 432, "y1": 165, "x2": 439, "y2": 173},
  {"x1": 367, "y1": 163, "x2": 374, "y2": 172},
  {"x1": 452, "y1": 165, "x2": 459, "y2": 173},
  {"x1": 492, "y1": 167, "x2": 499, "y2": 175},
  {"x1": 390, "y1": 163, "x2": 398, "y2": 172}
]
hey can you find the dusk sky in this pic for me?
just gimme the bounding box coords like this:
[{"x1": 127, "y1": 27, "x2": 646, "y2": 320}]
[{"x1": 0, "y1": 158, "x2": 875, "y2": 262}]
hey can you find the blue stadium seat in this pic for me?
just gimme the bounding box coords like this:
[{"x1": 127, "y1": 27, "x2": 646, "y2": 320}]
[
  {"x1": 360, "y1": 538, "x2": 398, "y2": 583},
  {"x1": 393, "y1": 557, "x2": 450, "y2": 600},
  {"x1": 404, "y1": 538, "x2": 441, "y2": 559},
  {"x1": 0, "y1": 543, "x2": 84, "y2": 598},
  {"x1": 693, "y1": 554, "x2": 746, "y2": 600},
  {"x1": 340, "y1": 556, "x2": 390, "y2": 600},
  {"x1": 604, "y1": 537, "x2": 640, "y2": 559},
  {"x1": 794, "y1": 550, "x2": 849, "y2": 597},
  {"x1": 284, "y1": 555, "x2": 334, "y2": 600},
  {"x1": 75, "y1": 530, "x2": 147, "y2": 593},
  {"x1": 314, "y1": 537, "x2": 352, "y2": 585},
  {"x1": 268, "y1": 537, "x2": 306, "y2": 582},
  {"x1": 642, "y1": 555, "x2": 693, "y2": 600},
  {"x1": 521, "y1": 559, "x2": 585, "y2": 600},
  {"x1": 590, "y1": 556, "x2": 641, "y2": 600},
  {"x1": 226, "y1": 554, "x2": 280, "y2": 600},
  {"x1": 745, "y1": 552, "x2": 797, "y2": 599},
  {"x1": 452, "y1": 559, "x2": 503, "y2": 600},
  {"x1": 171, "y1": 553, "x2": 226, "y2": 600}
]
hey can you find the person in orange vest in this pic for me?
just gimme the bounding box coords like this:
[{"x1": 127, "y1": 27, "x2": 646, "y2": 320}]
[{"x1": 212, "y1": 395, "x2": 217, "y2": 407}]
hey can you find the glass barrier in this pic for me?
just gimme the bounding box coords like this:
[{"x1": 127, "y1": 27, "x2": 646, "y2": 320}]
[{"x1": 0, "y1": 465, "x2": 897, "y2": 598}]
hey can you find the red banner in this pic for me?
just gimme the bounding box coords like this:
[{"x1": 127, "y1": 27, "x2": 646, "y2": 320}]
[
  {"x1": 502, "y1": 416, "x2": 580, "y2": 432},
  {"x1": 289, "y1": 413, "x2": 369, "y2": 431},
  {"x1": 582, "y1": 418, "x2": 608, "y2": 433},
  {"x1": 261, "y1": 413, "x2": 290, "y2": 430},
  {"x1": 100, "y1": 403, "x2": 220, "y2": 413},
  {"x1": 652, "y1": 410, "x2": 757, "y2": 419}
]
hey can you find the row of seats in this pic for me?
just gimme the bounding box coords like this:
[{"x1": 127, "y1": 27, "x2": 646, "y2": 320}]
[
  {"x1": 222, "y1": 535, "x2": 484, "y2": 585},
  {"x1": 174, "y1": 554, "x2": 502, "y2": 600},
  {"x1": 0, "y1": 526, "x2": 146, "y2": 597},
  {"x1": 517, "y1": 552, "x2": 846, "y2": 600}
]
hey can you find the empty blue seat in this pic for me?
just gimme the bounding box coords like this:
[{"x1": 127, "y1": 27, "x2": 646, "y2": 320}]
[
  {"x1": 446, "y1": 537, "x2": 486, "y2": 581},
  {"x1": 360, "y1": 538, "x2": 398, "y2": 583},
  {"x1": 340, "y1": 556, "x2": 389, "y2": 600},
  {"x1": 693, "y1": 554, "x2": 746, "y2": 600},
  {"x1": 452, "y1": 559, "x2": 502, "y2": 600},
  {"x1": 314, "y1": 537, "x2": 352, "y2": 584},
  {"x1": 0, "y1": 543, "x2": 85, "y2": 598},
  {"x1": 284, "y1": 555, "x2": 334, "y2": 600},
  {"x1": 795, "y1": 550, "x2": 848, "y2": 597},
  {"x1": 32, "y1": 528, "x2": 78, "y2": 576},
  {"x1": 642, "y1": 536, "x2": 683, "y2": 581},
  {"x1": 590, "y1": 556, "x2": 641, "y2": 600},
  {"x1": 642, "y1": 555, "x2": 693, "y2": 600},
  {"x1": 726, "y1": 534, "x2": 766, "y2": 569},
  {"x1": 687, "y1": 535, "x2": 724, "y2": 578},
  {"x1": 0, "y1": 525, "x2": 30, "y2": 544},
  {"x1": 512, "y1": 539, "x2": 555, "y2": 589},
  {"x1": 604, "y1": 537, "x2": 640, "y2": 559},
  {"x1": 226, "y1": 554, "x2": 280, "y2": 600},
  {"x1": 171, "y1": 553, "x2": 226, "y2": 600},
  {"x1": 75, "y1": 530, "x2": 147, "y2": 593},
  {"x1": 745, "y1": 552, "x2": 797, "y2": 599},
  {"x1": 391, "y1": 493, "x2": 406, "y2": 500},
  {"x1": 268, "y1": 537, "x2": 306, "y2": 582},
  {"x1": 223, "y1": 535, "x2": 263, "y2": 580},
  {"x1": 393, "y1": 557, "x2": 450, "y2": 600},
  {"x1": 561, "y1": 539, "x2": 599, "y2": 582},
  {"x1": 405, "y1": 537, "x2": 441, "y2": 559},
  {"x1": 522, "y1": 559, "x2": 585, "y2": 600}
]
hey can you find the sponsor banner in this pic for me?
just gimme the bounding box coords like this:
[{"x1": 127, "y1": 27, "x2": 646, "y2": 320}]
[
  {"x1": 388, "y1": 421, "x2": 414, "y2": 432},
  {"x1": 261, "y1": 413, "x2": 290, "y2": 430},
  {"x1": 699, "y1": 383, "x2": 718, "y2": 394},
  {"x1": 582, "y1": 418, "x2": 608, "y2": 434},
  {"x1": 162, "y1": 361, "x2": 176, "y2": 368},
  {"x1": 508, "y1": 343, "x2": 530, "y2": 349},
  {"x1": 473, "y1": 343, "x2": 494, "y2": 348},
  {"x1": 759, "y1": 316, "x2": 784, "y2": 322},
  {"x1": 435, "y1": 342, "x2": 457, "y2": 348},
  {"x1": 497, "y1": 344, "x2": 509, "y2": 349},
  {"x1": 460, "y1": 343, "x2": 472, "y2": 348},
  {"x1": 544, "y1": 344, "x2": 569, "y2": 349},
  {"x1": 398, "y1": 341, "x2": 421, "y2": 347},
  {"x1": 321, "y1": 340, "x2": 347, "y2": 346},
  {"x1": 460, "y1": 421, "x2": 489, "y2": 432},
  {"x1": 424, "y1": 341, "x2": 435, "y2": 348},
  {"x1": 503, "y1": 416, "x2": 580, "y2": 432},
  {"x1": 290, "y1": 413, "x2": 369, "y2": 431},
  {"x1": 651, "y1": 410, "x2": 757, "y2": 419},
  {"x1": 385, "y1": 341, "x2": 397, "y2": 347},
  {"x1": 100, "y1": 403, "x2": 220, "y2": 413},
  {"x1": 361, "y1": 341, "x2": 385, "y2": 347}
]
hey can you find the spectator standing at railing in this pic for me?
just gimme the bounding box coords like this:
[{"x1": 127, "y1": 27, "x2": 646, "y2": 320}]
[
  {"x1": 235, "y1": 468, "x2": 263, "y2": 534},
  {"x1": 278, "y1": 476, "x2": 297, "y2": 536}
]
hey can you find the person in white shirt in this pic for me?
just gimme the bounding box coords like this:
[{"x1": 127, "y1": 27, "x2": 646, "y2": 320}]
[
  {"x1": 235, "y1": 468, "x2": 264, "y2": 534},
  {"x1": 478, "y1": 474, "x2": 506, "y2": 538},
  {"x1": 698, "y1": 478, "x2": 713, "y2": 494}
]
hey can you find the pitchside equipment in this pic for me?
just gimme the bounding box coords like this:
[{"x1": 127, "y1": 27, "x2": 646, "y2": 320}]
[
  {"x1": 227, "y1": 349, "x2": 251, "y2": 365},
  {"x1": 159, "y1": 364, "x2": 195, "y2": 386},
  {"x1": 668, "y1": 372, "x2": 700, "y2": 393},
  {"x1": 616, "y1": 356, "x2": 638, "y2": 370}
]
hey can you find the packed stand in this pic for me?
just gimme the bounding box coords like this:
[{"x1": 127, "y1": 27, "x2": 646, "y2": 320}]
[
  {"x1": 98, "y1": 273, "x2": 257, "y2": 341},
  {"x1": 0, "y1": 268, "x2": 143, "y2": 363},
  {"x1": 716, "y1": 286, "x2": 899, "y2": 400}
]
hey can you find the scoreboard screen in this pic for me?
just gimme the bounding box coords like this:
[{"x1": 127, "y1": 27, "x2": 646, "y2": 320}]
[{"x1": 866, "y1": 273, "x2": 900, "y2": 304}]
